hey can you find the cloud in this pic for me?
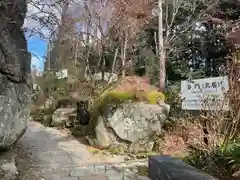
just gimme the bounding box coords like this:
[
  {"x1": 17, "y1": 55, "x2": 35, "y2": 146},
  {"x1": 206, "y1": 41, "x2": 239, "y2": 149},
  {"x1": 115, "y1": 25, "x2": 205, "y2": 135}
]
[
  {"x1": 24, "y1": 0, "x2": 111, "y2": 72},
  {"x1": 23, "y1": 0, "x2": 110, "y2": 39},
  {"x1": 24, "y1": 0, "x2": 63, "y2": 39}
]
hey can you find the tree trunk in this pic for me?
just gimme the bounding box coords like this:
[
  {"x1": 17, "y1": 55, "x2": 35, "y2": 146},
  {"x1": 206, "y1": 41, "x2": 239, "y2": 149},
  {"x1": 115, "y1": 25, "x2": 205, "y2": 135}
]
[
  {"x1": 122, "y1": 30, "x2": 128, "y2": 78},
  {"x1": 158, "y1": 0, "x2": 166, "y2": 92}
]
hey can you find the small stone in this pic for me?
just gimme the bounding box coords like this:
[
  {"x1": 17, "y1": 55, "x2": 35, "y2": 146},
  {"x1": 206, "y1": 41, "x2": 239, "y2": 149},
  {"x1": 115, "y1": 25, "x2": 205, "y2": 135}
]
[
  {"x1": 0, "y1": 162, "x2": 18, "y2": 180},
  {"x1": 1, "y1": 162, "x2": 18, "y2": 175}
]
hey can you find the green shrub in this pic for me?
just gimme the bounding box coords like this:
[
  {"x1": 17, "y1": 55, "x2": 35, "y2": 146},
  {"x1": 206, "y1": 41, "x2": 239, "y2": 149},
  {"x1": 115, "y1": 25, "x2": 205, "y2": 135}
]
[
  {"x1": 186, "y1": 139, "x2": 240, "y2": 179},
  {"x1": 36, "y1": 71, "x2": 70, "y2": 99},
  {"x1": 163, "y1": 84, "x2": 194, "y2": 131},
  {"x1": 165, "y1": 84, "x2": 182, "y2": 116},
  {"x1": 218, "y1": 139, "x2": 240, "y2": 173}
]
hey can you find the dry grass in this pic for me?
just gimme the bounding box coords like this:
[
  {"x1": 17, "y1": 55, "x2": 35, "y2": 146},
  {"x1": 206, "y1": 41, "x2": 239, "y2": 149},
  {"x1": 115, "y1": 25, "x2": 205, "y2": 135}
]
[
  {"x1": 161, "y1": 134, "x2": 188, "y2": 157},
  {"x1": 158, "y1": 121, "x2": 205, "y2": 158},
  {"x1": 113, "y1": 76, "x2": 156, "y2": 92}
]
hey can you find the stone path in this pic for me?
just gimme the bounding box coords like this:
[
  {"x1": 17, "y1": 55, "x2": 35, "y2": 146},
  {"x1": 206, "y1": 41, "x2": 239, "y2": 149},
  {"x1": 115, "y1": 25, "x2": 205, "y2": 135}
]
[{"x1": 15, "y1": 121, "x2": 150, "y2": 180}]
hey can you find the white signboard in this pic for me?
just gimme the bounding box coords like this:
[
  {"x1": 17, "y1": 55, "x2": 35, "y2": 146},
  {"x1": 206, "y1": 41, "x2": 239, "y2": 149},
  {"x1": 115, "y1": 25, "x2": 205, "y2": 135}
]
[
  {"x1": 33, "y1": 84, "x2": 38, "y2": 90},
  {"x1": 56, "y1": 69, "x2": 68, "y2": 79},
  {"x1": 85, "y1": 72, "x2": 118, "y2": 82},
  {"x1": 181, "y1": 76, "x2": 229, "y2": 110}
]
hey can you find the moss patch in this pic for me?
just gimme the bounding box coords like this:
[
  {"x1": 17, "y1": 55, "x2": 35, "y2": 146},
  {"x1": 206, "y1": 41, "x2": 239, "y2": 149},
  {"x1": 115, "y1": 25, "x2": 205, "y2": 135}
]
[
  {"x1": 89, "y1": 76, "x2": 165, "y2": 116},
  {"x1": 89, "y1": 90, "x2": 135, "y2": 117},
  {"x1": 143, "y1": 90, "x2": 165, "y2": 104},
  {"x1": 89, "y1": 89, "x2": 165, "y2": 117}
]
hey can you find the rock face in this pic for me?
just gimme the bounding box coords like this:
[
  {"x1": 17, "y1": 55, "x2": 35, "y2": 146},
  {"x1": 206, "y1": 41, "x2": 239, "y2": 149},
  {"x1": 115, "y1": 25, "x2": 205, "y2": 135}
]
[
  {"x1": 92, "y1": 101, "x2": 170, "y2": 152},
  {"x1": 0, "y1": 0, "x2": 31, "y2": 150},
  {"x1": 52, "y1": 108, "x2": 76, "y2": 128}
]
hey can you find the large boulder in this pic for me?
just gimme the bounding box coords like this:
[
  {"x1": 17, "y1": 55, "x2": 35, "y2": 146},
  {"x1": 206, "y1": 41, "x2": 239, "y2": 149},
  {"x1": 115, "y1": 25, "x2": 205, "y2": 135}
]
[
  {"x1": 87, "y1": 76, "x2": 169, "y2": 153},
  {"x1": 93, "y1": 102, "x2": 169, "y2": 152},
  {"x1": 0, "y1": 0, "x2": 31, "y2": 150}
]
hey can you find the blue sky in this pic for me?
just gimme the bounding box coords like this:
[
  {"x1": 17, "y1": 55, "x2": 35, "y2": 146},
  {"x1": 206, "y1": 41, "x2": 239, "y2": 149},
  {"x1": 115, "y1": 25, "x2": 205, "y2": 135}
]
[
  {"x1": 25, "y1": 0, "x2": 110, "y2": 72},
  {"x1": 27, "y1": 36, "x2": 47, "y2": 72}
]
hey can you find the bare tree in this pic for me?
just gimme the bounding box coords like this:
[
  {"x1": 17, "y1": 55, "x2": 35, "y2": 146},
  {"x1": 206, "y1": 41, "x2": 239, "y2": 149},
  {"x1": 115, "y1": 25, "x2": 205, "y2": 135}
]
[
  {"x1": 26, "y1": 0, "x2": 154, "y2": 85},
  {"x1": 158, "y1": 0, "x2": 165, "y2": 91},
  {"x1": 152, "y1": 0, "x2": 216, "y2": 91}
]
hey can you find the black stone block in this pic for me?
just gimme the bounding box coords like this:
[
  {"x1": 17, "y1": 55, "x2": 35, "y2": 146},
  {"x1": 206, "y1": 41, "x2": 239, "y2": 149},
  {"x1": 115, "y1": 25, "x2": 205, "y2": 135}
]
[{"x1": 148, "y1": 155, "x2": 218, "y2": 180}]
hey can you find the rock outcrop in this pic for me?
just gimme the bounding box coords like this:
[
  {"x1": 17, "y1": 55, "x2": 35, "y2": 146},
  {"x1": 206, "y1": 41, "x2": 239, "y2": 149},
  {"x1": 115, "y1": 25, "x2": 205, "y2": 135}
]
[
  {"x1": 92, "y1": 101, "x2": 170, "y2": 152},
  {"x1": 0, "y1": 0, "x2": 31, "y2": 150},
  {"x1": 87, "y1": 76, "x2": 170, "y2": 153}
]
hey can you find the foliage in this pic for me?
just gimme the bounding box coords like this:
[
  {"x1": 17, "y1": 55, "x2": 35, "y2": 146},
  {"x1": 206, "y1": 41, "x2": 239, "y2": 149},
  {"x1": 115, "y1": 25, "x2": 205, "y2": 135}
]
[
  {"x1": 220, "y1": 139, "x2": 240, "y2": 170},
  {"x1": 163, "y1": 84, "x2": 193, "y2": 131},
  {"x1": 134, "y1": 0, "x2": 239, "y2": 86},
  {"x1": 183, "y1": 62, "x2": 240, "y2": 180},
  {"x1": 36, "y1": 71, "x2": 70, "y2": 100},
  {"x1": 165, "y1": 84, "x2": 181, "y2": 113},
  {"x1": 28, "y1": 0, "x2": 240, "y2": 177},
  {"x1": 186, "y1": 138, "x2": 240, "y2": 179},
  {"x1": 32, "y1": 71, "x2": 73, "y2": 126}
]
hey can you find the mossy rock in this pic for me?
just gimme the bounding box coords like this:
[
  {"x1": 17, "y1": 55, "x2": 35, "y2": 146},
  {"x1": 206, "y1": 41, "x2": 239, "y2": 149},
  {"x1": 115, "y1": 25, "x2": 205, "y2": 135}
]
[{"x1": 89, "y1": 89, "x2": 165, "y2": 118}]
